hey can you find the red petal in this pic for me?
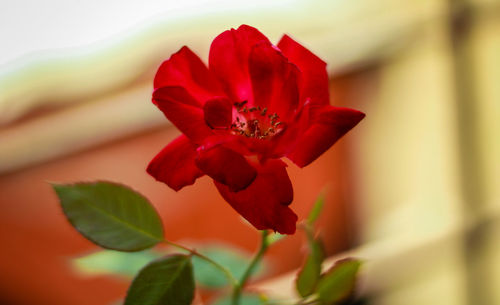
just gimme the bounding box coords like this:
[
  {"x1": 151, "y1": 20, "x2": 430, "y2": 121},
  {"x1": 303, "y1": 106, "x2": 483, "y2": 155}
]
[
  {"x1": 153, "y1": 86, "x2": 214, "y2": 144},
  {"x1": 249, "y1": 42, "x2": 300, "y2": 120},
  {"x1": 215, "y1": 159, "x2": 298, "y2": 234},
  {"x1": 195, "y1": 145, "x2": 257, "y2": 192},
  {"x1": 203, "y1": 97, "x2": 233, "y2": 129},
  {"x1": 154, "y1": 46, "x2": 224, "y2": 104},
  {"x1": 287, "y1": 106, "x2": 365, "y2": 167},
  {"x1": 277, "y1": 35, "x2": 329, "y2": 107},
  {"x1": 268, "y1": 100, "x2": 311, "y2": 158},
  {"x1": 147, "y1": 135, "x2": 204, "y2": 191},
  {"x1": 209, "y1": 25, "x2": 270, "y2": 103}
]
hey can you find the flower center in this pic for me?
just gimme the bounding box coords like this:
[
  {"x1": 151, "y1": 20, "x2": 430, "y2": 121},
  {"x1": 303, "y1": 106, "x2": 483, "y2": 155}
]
[{"x1": 230, "y1": 101, "x2": 284, "y2": 139}]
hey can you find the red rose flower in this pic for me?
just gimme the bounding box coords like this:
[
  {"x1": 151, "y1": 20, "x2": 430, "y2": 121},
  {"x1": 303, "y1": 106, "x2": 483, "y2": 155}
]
[{"x1": 148, "y1": 25, "x2": 365, "y2": 234}]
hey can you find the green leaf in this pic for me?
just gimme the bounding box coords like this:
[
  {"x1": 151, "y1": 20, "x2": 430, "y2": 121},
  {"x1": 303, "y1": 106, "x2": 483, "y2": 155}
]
[
  {"x1": 124, "y1": 254, "x2": 195, "y2": 305},
  {"x1": 295, "y1": 236, "x2": 325, "y2": 297},
  {"x1": 316, "y1": 258, "x2": 362, "y2": 304},
  {"x1": 52, "y1": 181, "x2": 164, "y2": 251},
  {"x1": 73, "y1": 250, "x2": 161, "y2": 278},
  {"x1": 191, "y1": 245, "x2": 253, "y2": 288},
  {"x1": 307, "y1": 193, "x2": 325, "y2": 225},
  {"x1": 296, "y1": 190, "x2": 328, "y2": 296}
]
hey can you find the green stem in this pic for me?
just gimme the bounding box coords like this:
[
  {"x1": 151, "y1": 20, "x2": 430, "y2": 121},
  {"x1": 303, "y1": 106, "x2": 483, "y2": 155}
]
[
  {"x1": 163, "y1": 239, "x2": 238, "y2": 286},
  {"x1": 232, "y1": 230, "x2": 270, "y2": 305}
]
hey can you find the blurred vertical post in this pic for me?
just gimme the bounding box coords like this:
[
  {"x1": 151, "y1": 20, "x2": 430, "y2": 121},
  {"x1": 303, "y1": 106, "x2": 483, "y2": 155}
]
[{"x1": 449, "y1": 0, "x2": 500, "y2": 304}]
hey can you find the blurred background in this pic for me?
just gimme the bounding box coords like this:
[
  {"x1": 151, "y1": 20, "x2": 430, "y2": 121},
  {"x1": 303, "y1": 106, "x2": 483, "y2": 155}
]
[{"x1": 0, "y1": 0, "x2": 499, "y2": 304}]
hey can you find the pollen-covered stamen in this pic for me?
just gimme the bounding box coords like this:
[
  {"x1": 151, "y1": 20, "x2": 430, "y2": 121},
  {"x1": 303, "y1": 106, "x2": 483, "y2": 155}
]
[
  {"x1": 234, "y1": 100, "x2": 248, "y2": 110},
  {"x1": 231, "y1": 102, "x2": 284, "y2": 139}
]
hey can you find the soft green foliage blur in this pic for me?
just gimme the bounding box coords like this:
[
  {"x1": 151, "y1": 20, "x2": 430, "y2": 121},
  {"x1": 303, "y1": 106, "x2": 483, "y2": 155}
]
[
  {"x1": 73, "y1": 244, "x2": 255, "y2": 289},
  {"x1": 73, "y1": 250, "x2": 161, "y2": 278},
  {"x1": 211, "y1": 294, "x2": 262, "y2": 305},
  {"x1": 192, "y1": 246, "x2": 254, "y2": 288}
]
